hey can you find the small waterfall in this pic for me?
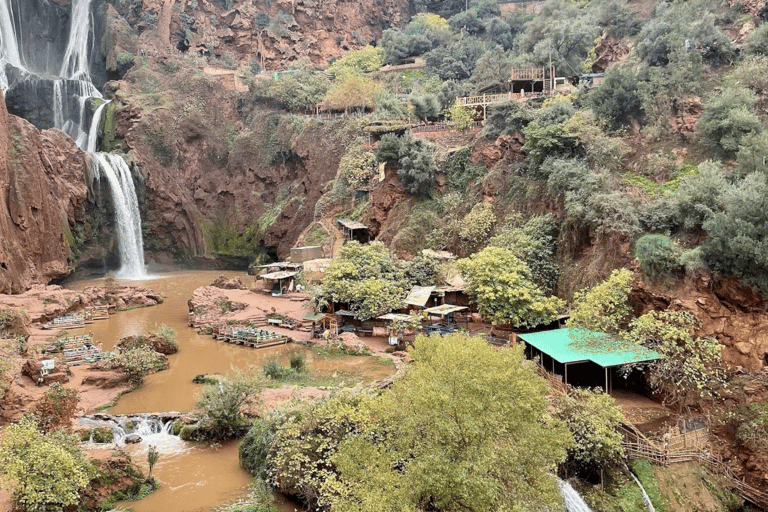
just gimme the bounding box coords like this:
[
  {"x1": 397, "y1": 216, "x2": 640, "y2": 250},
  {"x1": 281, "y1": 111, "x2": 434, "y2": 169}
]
[
  {"x1": 627, "y1": 469, "x2": 657, "y2": 512},
  {"x1": 78, "y1": 414, "x2": 188, "y2": 455},
  {"x1": 559, "y1": 479, "x2": 593, "y2": 512},
  {"x1": 93, "y1": 153, "x2": 147, "y2": 278}
]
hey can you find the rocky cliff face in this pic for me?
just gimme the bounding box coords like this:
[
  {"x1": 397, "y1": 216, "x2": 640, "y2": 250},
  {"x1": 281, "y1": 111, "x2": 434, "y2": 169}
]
[
  {"x1": 0, "y1": 90, "x2": 89, "y2": 293},
  {"x1": 631, "y1": 276, "x2": 768, "y2": 372},
  {"x1": 106, "y1": 0, "x2": 409, "y2": 69}
]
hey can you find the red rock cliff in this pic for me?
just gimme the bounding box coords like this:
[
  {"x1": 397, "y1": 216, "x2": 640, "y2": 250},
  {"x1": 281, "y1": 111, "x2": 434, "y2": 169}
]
[{"x1": 0, "y1": 91, "x2": 89, "y2": 293}]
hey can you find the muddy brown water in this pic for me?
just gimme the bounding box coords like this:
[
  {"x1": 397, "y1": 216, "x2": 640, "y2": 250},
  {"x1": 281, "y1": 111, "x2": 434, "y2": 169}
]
[{"x1": 66, "y1": 270, "x2": 393, "y2": 512}]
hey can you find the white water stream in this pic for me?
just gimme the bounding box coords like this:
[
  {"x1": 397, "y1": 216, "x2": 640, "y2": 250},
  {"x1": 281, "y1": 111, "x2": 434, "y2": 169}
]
[
  {"x1": 559, "y1": 479, "x2": 594, "y2": 512},
  {"x1": 0, "y1": 0, "x2": 146, "y2": 278},
  {"x1": 628, "y1": 468, "x2": 658, "y2": 512}
]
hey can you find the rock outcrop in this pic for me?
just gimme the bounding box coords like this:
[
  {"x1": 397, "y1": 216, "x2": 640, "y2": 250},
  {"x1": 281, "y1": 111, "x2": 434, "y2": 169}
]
[
  {"x1": 0, "y1": 90, "x2": 89, "y2": 294},
  {"x1": 109, "y1": 0, "x2": 409, "y2": 70},
  {"x1": 631, "y1": 276, "x2": 768, "y2": 372}
]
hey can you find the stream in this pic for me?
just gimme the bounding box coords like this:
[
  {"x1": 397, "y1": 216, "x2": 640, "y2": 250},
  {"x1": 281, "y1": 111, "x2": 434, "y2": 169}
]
[{"x1": 66, "y1": 270, "x2": 393, "y2": 511}]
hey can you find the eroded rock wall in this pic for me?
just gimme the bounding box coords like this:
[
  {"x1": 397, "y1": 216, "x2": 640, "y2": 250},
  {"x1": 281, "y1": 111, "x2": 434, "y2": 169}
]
[
  {"x1": 631, "y1": 276, "x2": 768, "y2": 372},
  {"x1": 107, "y1": 0, "x2": 409, "y2": 69},
  {"x1": 0, "y1": 90, "x2": 89, "y2": 294}
]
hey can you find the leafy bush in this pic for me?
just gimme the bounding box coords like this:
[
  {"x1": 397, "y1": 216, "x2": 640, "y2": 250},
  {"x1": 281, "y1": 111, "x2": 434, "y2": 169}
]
[
  {"x1": 587, "y1": 67, "x2": 642, "y2": 130},
  {"x1": 745, "y1": 22, "x2": 768, "y2": 56},
  {"x1": 569, "y1": 268, "x2": 633, "y2": 334},
  {"x1": 734, "y1": 402, "x2": 768, "y2": 454},
  {"x1": 489, "y1": 215, "x2": 560, "y2": 293},
  {"x1": 192, "y1": 366, "x2": 263, "y2": 439},
  {"x1": 289, "y1": 352, "x2": 306, "y2": 373},
  {"x1": 625, "y1": 311, "x2": 724, "y2": 411},
  {"x1": 523, "y1": 99, "x2": 577, "y2": 168},
  {"x1": 459, "y1": 203, "x2": 496, "y2": 250},
  {"x1": 696, "y1": 87, "x2": 764, "y2": 158},
  {"x1": 634, "y1": 234, "x2": 679, "y2": 281},
  {"x1": 674, "y1": 161, "x2": 727, "y2": 230},
  {"x1": 33, "y1": 383, "x2": 80, "y2": 433},
  {"x1": 268, "y1": 70, "x2": 329, "y2": 112},
  {"x1": 458, "y1": 246, "x2": 564, "y2": 327},
  {"x1": 553, "y1": 388, "x2": 625, "y2": 475},
  {"x1": 101, "y1": 346, "x2": 167, "y2": 385},
  {"x1": 154, "y1": 324, "x2": 178, "y2": 349},
  {"x1": 327, "y1": 46, "x2": 383, "y2": 79},
  {"x1": 0, "y1": 417, "x2": 93, "y2": 512},
  {"x1": 701, "y1": 172, "x2": 768, "y2": 293},
  {"x1": 263, "y1": 359, "x2": 292, "y2": 379},
  {"x1": 396, "y1": 133, "x2": 438, "y2": 197}
]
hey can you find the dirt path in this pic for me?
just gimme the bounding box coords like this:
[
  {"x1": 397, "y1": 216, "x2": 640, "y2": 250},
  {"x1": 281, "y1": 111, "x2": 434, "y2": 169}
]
[{"x1": 319, "y1": 217, "x2": 345, "y2": 259}]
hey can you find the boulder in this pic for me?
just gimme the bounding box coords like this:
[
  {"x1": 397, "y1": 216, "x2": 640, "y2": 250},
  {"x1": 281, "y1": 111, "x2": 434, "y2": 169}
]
[
  {"x1": 21, "y1": 359, "x2": 69, "y2": 385},
  {"x1": 124, "y1": 434, "x2": 142, "y2": 444},
  {"x1": 211, "y1": 275, "x2": 247, "y2": 290}
]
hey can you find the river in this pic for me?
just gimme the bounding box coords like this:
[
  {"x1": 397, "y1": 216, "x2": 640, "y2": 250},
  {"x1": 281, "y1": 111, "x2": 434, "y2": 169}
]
[{"x1": 66, "y1": 270, "x2": 393, "y2": 511}]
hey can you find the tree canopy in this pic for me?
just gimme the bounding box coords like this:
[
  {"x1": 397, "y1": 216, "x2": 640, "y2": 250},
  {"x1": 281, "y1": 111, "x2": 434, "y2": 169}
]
[
  {"x1": 0, "y1": 417, "x2": 93, "y2": 512},
  {"x1": 458, "y1": 246, "x2": 564, "y2": 327}
]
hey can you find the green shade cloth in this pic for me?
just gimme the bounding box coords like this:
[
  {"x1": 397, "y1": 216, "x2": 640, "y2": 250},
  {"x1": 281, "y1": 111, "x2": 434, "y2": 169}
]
[{"x1": 517, "y1": 328, "x2": 661, "y2": 368}]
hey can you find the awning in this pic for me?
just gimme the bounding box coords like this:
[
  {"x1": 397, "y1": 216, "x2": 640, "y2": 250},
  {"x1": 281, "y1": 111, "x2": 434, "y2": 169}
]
[
  {"x1": 517, "y1": 328, "x2": 661, "y2": 368},
  {"x1": 404, "y1": 285, "x2": 435, "y2": 307},
  {"x1": 424, "y1": 305, "x2": 468, "y2": 316},
  {"x1": 261, "y1": 271, "x2": 298, "y2": 280},
  {"x1": 377, "y1": 313, "x2": 415, "y2": 321},
  {"x1": 337, "y1": 218, "x2": 368, "y2": 230},
  {"x1": 303, "y1": 312, "x2": 325, "y2": 322}
]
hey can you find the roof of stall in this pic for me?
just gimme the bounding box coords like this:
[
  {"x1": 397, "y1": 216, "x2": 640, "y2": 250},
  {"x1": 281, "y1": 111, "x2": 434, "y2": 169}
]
[
  {"x1": 424, "y1": 305, "x2": 468, "y2": 316},
  {"x1": 260, "y1": 271, "x2": 298, "y2": 280},
  {"x1": 404, "y1": 286, "x2": 435, "y2": 307},
  {"x1": 517, "y1": 328, "x2": 661, "y2": 368},
  {"x1": 337, "y1": 218, "x2": 368, "y2": 230},
  {"x1": 377, "y1": 313, "x2": 415, "y2": 321}
]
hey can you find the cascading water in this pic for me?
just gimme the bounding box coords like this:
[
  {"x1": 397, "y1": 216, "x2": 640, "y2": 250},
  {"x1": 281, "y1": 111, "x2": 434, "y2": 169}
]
[
  {"x1": 0, "y1": 0, "x2": 147, "y2": 278},
  {"x1": 626, "y1": 467, "x2": 657, "y2": 512},
  {"x1": 559, "y1": 479, "x2": 594, "y2": 512},
  {"x1": 92, "y1": 153, "x2": 146, "y2": 278},
  {"x1": 78, "y1": 414, "x2": 188, "y2": 455}
]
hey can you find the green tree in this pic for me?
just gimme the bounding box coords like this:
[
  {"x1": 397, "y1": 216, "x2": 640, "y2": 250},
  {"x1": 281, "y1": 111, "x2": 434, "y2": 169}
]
[
  {"x1": 327, "y1": 46, "x2": 383, "y2": 79},
  {"x1": 701, "y1": 172, "x2": 768, "y2": 293},
  {"x1": 268, "y1": 69, "x2": 330, "y2": 112},
  {"x1": 331, "y1": 334, "x2": 572, "y2": 512},
  {"x1": 396, "y1": 133, "x2": 438, "y2": 197},
  {"x1": 696, "y1": 87, "x2": 764, "y2": 158},
  {"x1": 674, "y1": 161, "x2": 727, "y2": 230},
  {"x1": 552, "y1": 387, "x2": 625, "y2": 475},
  {"x1": 0, "y1": 417, "x2": 93, "y2": 512},
  {"x1": 323, "y1": 74, "x2": 381, "y2": 113},
  {"x1": 193, "y1": 365, "x2": 263, "y2": 439},
  {"x1": 319, "y1": 242, "x2": 408, "y2": 320},
  {"x1": 458, "y1": 246, "x2": 564, "y2": 327},
  {"x1": 625, "y1": 311, "x2": 724, "y2": 411},
  {"x1": 587, "y1": 67, "x2": 642, "y2": 130},
  {"x1": 489, "y1": 215, "x2": 560, "y2": 294},
  {"x1": 635, "y1": 234, "x2": 680, "y2": 281},
  {"x1": 569, "y1": 268, "x2": 633, "y2": 334},
  {"x1": 446, "y1": 98, "x2": 474, "y2": 132}
]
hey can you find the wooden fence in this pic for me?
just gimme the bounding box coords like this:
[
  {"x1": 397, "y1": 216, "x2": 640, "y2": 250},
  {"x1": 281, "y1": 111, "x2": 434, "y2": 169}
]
[{"x1": 619, "y1": 423, "x2": 768, "y2": 510}]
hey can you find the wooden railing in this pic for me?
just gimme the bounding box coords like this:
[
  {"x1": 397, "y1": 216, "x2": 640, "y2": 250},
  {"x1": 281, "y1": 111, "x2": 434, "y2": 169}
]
[
  {"x1": 619, "y1": 423, "x2": 768, "y2": 509},
  {"x1": 457, "y1": 91, "x2": 545, "y2": 108}
]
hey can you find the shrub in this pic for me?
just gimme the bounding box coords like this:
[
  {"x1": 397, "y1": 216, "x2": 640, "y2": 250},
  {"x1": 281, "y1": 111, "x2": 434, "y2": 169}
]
[
  {"x1": 101, "y1": 346, "x2": 167, "y2": 385},
  {"x1": 569, "y1": 268, "x2": 633, "y2": 334},
  {"x1": 263, "y1": 359, "x2": 289, "y2": 380},
  {"x1": 696, "y1": 88, "x2": 764, "y2": 158},
  {"x1": 458, "y1": 203, "x2": 496, "y2": 250},
  {"x1": 0, "y1": 417, "x2": 93, "y2": 512},
  {"x1": 239, "y1": 419, "x2": 277, "y2": 479},
  {"x1": 34, "y1": 383, "x2": 80, "y2": 433},
  {"x1": 193, "y1": 366, "x2": 263, "y2": 440},
  {"x1": 289, "y1": 352, "x2": 306, "y2": 373},
  {"x1": 745, "y1": 23, "x2": 768, "y2": 56},
  {"x1": 674, "y1": 161, "x2": 727, "y2": 230},
  {"x1": 396, "y1": 134, "x2": 438, "y2": 197},
  {"x1": 635, "y1": 234, "x2": 679, "y2": 281},
  {"x1": 587, "y1": 67, "x2": 642, "y2": 130},
  {"x1": 154, "y1": 324, "x2": 178, "y2": 350}
]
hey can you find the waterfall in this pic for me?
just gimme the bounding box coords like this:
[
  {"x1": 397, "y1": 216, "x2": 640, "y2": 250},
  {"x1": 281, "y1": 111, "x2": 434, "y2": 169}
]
[
  {"x1": 60, "y1": 0, "x2": 95, "y2": 81},
  {"x1": 0, "y1": 0, "x2": 147, "y2": 277},
  {"x1": 559, "y1": 479, "x2": 593, "y2": 512},
  {"x1": 93, "y1": 153, "x2": 146, "y2": 278},
  {"x1": 78, "y1": 414, "x2": 188, "y2": 455},
  {"x1": 0, "y1": 0, "x2": 21, "y2": 91},
  {"x1": 627, "y1": 469, "x2": 657, "y2": 512}
]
